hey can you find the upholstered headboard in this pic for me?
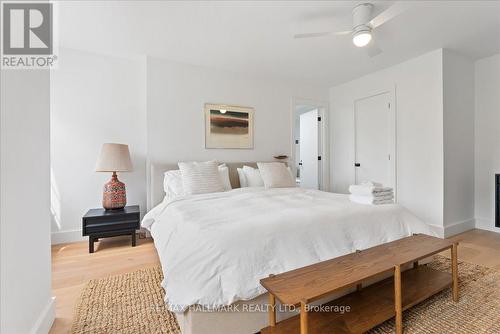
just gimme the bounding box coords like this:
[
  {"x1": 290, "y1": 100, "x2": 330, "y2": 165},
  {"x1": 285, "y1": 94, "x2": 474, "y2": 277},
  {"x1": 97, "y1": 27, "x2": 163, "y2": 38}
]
[{"x1": 148, "y1": 162, "x2": 260, "y2": 210}]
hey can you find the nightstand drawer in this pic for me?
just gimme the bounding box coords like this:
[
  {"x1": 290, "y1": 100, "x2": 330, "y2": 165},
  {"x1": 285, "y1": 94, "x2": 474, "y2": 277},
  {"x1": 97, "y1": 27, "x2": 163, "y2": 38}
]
[{"x1": 84, "y1": 219, "x2": 139, "y2": 234}]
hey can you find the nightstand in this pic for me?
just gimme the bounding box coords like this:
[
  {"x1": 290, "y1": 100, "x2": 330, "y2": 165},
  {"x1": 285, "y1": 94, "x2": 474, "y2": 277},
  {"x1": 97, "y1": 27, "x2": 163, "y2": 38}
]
[{"x1": 82, "y1": 205, "x2": 140, "y2": 253}]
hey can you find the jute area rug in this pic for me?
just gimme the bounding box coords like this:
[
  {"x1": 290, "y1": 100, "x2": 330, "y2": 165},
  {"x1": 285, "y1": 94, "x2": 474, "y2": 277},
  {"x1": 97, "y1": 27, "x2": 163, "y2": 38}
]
[{"x1": 70, "y1": 256, "x2": 500, "y2": 334}]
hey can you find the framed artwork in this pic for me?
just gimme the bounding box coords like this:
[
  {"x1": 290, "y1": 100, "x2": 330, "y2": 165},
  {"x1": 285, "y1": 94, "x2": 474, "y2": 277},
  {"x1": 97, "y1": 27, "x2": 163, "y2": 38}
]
[{"x1": 204, "y1": 103, "x2": 254, "y2": 149}]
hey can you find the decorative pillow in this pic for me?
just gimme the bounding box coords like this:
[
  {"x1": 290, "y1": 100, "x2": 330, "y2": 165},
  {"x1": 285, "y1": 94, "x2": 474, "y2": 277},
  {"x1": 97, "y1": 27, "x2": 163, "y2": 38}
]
[
  {"x1": 219, "y1": 164, "x2": 232, "y2": 191},
  {"x1": 242, "y1": 165, "x2": 264, "y2": 187},
  {"x1": 236, "y1": 168, "x2": 248, "y2": 188},
  {"x1": 257, "y1": 162, "x2": 295, "y2": 188},
  {"x1": 164, "y1": 164, "x2": 231, "y2": 198},
  {"x1": 178, "y1": 161, "x2": 224, "y2": 195},
  {"x1": 163, "y1": 170, "x2": 184, "y2": 198}
]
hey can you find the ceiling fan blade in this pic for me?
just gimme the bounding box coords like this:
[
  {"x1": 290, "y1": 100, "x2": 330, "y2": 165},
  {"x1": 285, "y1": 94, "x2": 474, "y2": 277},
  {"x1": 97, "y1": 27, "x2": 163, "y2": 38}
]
[
  {"x1": 365, "y1": 41, "x2": 383, "y2": 58},
  {"x1": 369, "y1": 2, "x2": 412, "y2": 29},
  {"x1": 335, "y1": 30, "x2": 352, "y2": 36},
  {"x1": 294, "y1": 31, "x2": 333, "y2": 39},
  {"x1": 294, "y1": 30, "x2": 351, "y2": 39}
]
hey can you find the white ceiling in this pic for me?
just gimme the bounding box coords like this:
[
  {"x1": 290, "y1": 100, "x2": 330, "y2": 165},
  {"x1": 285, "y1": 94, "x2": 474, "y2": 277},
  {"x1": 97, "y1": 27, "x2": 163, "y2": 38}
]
[{"x1": 57, "y1": 1, "x2": 500, "y2": 86}]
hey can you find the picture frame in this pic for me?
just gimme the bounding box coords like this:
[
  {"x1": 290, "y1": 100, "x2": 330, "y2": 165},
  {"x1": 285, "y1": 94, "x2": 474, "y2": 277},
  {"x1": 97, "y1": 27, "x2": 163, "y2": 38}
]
[{"x1": 204, "y1": 103, "x2": 254, "y2": 149}]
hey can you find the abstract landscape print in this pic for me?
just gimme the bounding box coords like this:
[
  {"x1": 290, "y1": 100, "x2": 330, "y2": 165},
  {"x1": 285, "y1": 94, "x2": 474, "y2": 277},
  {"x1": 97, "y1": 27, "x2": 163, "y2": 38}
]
[{"x1": 205, "y1": 104, "x2": 254, "y2": 149}]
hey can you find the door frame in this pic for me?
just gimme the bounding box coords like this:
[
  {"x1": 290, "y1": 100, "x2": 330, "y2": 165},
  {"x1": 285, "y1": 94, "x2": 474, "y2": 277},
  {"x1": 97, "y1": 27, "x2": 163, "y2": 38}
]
[
  {"x1": 353, "y1": 86, "x2": 397, "y2": 200},
  {"x1": 291, "y1": 97, "x2": 329, "y2": 191}
]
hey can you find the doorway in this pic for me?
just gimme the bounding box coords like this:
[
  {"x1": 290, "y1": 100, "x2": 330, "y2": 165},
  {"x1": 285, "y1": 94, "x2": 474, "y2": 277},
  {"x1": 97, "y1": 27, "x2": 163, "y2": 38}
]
[
  {"x1": 354, "y1": 91, "x2": 396, "y2": 190},
  {"x1": 292, "y1": 99, "x2": 328, "y2": 190}
]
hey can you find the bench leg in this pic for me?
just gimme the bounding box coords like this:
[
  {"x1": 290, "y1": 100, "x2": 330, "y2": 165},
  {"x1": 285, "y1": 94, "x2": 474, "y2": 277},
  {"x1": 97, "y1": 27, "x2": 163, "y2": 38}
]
[
  {"x1": 132, "y1": 231, "x2": 136, "y2": 247},
  {"x1": 300, "y1": 301, "x2": 308, "y2": 334},
  {"x1": 452, "y1": 243, "x2": 459, "y2": 302},
  {"x1": 269, "y1": 293, "x2": 276, "y2": 326},
  {"x1": 394, "y1": 265, "x2": 403, "y2": 334}
]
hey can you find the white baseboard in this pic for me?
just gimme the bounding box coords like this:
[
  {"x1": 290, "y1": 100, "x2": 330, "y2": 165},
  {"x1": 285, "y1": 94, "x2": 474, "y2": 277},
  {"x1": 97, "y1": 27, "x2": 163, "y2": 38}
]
[
  {"x1": 475, "y1": 217, "x2": 500, "y2": 233},
  {"x1": 30, "y1": 296, "x2": 55, "y2": 334},
  {"x1": 426, "y1": 219, "x2": 476, "y2": 239},
  {"x1": 51, "y1": 229, "x2": 85, "y2": 245},
  {"x1": 443, "y1": 218, "x2": 475, "y2": 238},
  {"x1": 426, "y1": 224, "x2": 445, "y2": 238}
]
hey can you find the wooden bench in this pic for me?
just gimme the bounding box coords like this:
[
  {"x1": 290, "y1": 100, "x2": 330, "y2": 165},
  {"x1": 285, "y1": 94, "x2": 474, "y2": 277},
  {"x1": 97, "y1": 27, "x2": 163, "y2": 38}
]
[{"x1": 260, "y1": 234, "x2": 458, "y2": 334}]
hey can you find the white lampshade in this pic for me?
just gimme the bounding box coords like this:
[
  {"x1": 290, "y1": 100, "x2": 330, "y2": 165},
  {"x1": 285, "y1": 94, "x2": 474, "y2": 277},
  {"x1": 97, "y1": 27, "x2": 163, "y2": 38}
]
[{"x1": 95, "y1": 143, "x2": 133, "y2": 172}]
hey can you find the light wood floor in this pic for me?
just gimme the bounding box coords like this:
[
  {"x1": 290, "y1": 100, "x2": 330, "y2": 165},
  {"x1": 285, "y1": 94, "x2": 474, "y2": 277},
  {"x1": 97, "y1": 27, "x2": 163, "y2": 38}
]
[
  {"x1": 49, "y1": 229, "x2": 500, "y2": 333},
  {"x1": 50, "y1": 236, "x2": 159, "y2": 334},
  {"x1": 439, "y1": 228, "x2": 500, "y2": 270}
]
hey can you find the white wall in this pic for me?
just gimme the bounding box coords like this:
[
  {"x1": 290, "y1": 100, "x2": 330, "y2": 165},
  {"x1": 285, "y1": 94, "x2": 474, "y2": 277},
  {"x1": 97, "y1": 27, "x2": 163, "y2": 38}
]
[
  {"x1": 1, "y1": 70, "x2": 54, "y2": 333},
  {"x1": 50, "y1": 46, "x2": 494, "y2": 241},
  {"x1": 50, "y1": 48, "x2": 147, "y2": 243},
  {"x1": 442, "y1": 50, "x2": 475, "y2": 234},
  {"x1": 330, "y1": 49, "x2": 445, "y2": 231},
  {"x1": 146, "y1": 57, "x2": 328, "y2": 205},
  {"x1": 50, "y1": 52, "x2": 327, "y2": 242},
  {"x1": 475, "y1": 53, "x2": 500, "y2": 232}
]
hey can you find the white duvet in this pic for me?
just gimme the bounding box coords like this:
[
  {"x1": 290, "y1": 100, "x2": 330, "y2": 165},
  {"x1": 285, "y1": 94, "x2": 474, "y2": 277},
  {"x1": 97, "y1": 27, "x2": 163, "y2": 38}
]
[{"x1": 142, "y1": 187, "x2": 433, "y2": 312}]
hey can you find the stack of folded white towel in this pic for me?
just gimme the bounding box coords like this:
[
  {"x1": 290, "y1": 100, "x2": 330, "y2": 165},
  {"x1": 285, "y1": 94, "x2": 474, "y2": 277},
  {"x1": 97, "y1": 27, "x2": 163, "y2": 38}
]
[{"x1": 349, "y1": 181, "x2": 394, "y2": 205}]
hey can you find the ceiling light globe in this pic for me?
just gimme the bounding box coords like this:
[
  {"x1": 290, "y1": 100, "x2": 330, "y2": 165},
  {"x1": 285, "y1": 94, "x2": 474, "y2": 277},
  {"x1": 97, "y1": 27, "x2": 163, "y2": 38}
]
[{"x1": 352, "y1": 32, "x2": 372, "y2": 47}]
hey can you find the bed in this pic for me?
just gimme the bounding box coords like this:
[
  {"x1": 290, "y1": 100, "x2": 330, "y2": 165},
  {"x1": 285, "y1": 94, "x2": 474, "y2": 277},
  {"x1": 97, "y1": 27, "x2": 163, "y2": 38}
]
[{"x1": 143, "y1": 162, "x2": 433, "y2": 334}]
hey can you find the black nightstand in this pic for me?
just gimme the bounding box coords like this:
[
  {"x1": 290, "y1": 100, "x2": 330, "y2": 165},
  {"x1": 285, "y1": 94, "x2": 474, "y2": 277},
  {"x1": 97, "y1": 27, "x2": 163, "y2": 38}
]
[{"x1": 82, "y1": 205, "x2": 140, "y2": 253}]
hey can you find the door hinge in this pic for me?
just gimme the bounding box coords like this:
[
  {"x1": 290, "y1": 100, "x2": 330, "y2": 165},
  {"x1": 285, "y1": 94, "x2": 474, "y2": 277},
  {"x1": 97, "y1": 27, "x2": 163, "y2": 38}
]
[
  {"x1": 318, "y1": 156, "x2": 322, "y2": 161},
  {"x1": 295, "y1": 139, "x2": 299, "y2": 144},
  {"x1": 388, "y1": 154, "x2": 391, "y2": 160},
  {"x1": 388, "y1": 102, "x2": 391, "y2": 109},
  {"x1": 317, "y1": 116, "x2": 321, "y2": 121}
]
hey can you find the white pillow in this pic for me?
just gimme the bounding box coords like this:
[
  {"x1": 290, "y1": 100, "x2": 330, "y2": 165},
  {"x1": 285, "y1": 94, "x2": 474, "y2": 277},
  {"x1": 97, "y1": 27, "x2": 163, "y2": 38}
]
[
  {"x1": 164, "y1": 164, "x2": 231, "y2": 197},
  {"x1": 242, "y1": 165, "x2": 264, "y2": 187},
  {"x1": 178, "y1": 161, "x2": 225, "y2": 195},
  {"x1": 257, "y1": 162, "x2": 295, "y2": 188},
  {"x1": 219, "y1": 165, "x2": 232, "y2": 191},
  {"x1": 163, "y1": 170, "x2": 184, "y2": 198},
  {"x1": 236, "y1": 168, "x2": 248, "y2": 188}
]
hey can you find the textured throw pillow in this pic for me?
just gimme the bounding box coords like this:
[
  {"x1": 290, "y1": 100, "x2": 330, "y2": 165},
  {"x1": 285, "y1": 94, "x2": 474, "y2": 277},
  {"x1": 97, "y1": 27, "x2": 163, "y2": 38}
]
[
  {"x1": 257, "y1": 162, "x2": 295, "y2": 188},
  {"x1": 242, "y1": 166, "x2": 264, "y2": 187},
  {"x1": 164, "y1": 164, "x2": 231, "y2": 198},
  {"x1": 178, "y1": 161, "x2": 225, "y2": 195}
]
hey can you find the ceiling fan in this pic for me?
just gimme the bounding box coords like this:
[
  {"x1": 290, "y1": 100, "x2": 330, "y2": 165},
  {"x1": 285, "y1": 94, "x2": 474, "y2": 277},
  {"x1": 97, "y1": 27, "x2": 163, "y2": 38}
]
[{"x1": 294, "y1": 2, "x2": 411, "y2": 57}]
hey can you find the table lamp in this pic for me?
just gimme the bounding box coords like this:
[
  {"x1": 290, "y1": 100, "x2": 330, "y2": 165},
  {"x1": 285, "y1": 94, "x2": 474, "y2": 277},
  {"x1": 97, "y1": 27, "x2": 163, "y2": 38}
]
[{"x1": 95, "y1": 143, "x2": 133, "y2": 210}]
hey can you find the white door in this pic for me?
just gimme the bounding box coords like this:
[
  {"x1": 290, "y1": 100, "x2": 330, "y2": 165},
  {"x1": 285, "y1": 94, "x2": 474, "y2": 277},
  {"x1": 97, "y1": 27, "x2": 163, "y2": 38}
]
[
  {"x1": 355, "y1": 92, "x2": 393, "y2": 186},
  {"x1": 299, "y1": 109, "x2": 319, "y2": 189}
]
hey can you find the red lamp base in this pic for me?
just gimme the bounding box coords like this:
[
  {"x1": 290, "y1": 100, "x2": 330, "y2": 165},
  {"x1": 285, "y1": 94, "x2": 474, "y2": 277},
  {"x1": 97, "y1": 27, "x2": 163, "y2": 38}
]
[{"x1": 102, "y1": 172, "x2": 127, "y2": 210}]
